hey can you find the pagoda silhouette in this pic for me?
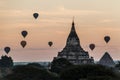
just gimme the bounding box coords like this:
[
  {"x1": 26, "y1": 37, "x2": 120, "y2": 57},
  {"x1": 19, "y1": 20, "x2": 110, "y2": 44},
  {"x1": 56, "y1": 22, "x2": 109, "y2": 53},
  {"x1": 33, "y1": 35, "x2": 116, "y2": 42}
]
[
  {"x1": 54, "y1": 20, "x2": 94, "y2": 64},
  {"x1": 98, "y1": 52, "x2": 115, "y2": 67}
]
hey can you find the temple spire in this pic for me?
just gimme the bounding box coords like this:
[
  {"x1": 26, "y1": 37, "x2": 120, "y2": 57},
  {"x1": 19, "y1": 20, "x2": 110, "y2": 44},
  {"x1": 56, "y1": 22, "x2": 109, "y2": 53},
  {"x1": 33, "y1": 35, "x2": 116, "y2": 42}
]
[
  {"x1": 71, "y1": 17, "x2": 75, "y2": 31},
  {"x1": 72, "y1": 16, "x2": 75, "y2": 26}
]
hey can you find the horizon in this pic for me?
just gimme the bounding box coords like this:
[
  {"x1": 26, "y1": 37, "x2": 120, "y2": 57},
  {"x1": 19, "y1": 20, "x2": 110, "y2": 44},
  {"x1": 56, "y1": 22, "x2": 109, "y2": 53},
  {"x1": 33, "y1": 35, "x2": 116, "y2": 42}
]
[{"x1": 0, "y1": 0, "x2": 120, "y2": 62}]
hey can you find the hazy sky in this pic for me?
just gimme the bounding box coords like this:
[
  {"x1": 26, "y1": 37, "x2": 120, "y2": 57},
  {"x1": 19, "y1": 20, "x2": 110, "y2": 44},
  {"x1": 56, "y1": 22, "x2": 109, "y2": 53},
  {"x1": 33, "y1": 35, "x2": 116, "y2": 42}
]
[{"x1": 0, "y1": 0, "x2": 120, "y2": 62}]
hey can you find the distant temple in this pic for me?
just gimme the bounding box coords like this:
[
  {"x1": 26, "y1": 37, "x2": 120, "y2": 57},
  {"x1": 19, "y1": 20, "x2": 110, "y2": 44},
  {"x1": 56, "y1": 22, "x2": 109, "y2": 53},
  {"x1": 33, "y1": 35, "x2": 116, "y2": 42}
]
[
  {"x1": 54, "y1": 20, "x2": 94, "y2": 65},
  {"x1": 98, "y1": 52, "x2": 115, "y2": 67}
]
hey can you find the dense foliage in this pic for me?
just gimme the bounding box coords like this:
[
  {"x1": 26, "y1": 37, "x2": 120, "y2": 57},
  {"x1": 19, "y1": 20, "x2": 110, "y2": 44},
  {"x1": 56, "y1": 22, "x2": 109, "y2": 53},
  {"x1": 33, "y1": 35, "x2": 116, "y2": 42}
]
[
  {"x1": 50, "y1": 58, "x2": 73, "y2": 74},
  {"x1": 0, "y1": 55, "x2": 13, "y2": 68},
  {"x1": 115, "y1": 61, "x2": 120, "y2": 70},
  {"x1": 1, "y1": 60, "x2": 120, "y2": 80},
  {"x1": 60, "y1": 64, "x2": 118, "y2": 80},
  {"x1": 4, "y1": 64, "x2": 58, "y2": 80}
]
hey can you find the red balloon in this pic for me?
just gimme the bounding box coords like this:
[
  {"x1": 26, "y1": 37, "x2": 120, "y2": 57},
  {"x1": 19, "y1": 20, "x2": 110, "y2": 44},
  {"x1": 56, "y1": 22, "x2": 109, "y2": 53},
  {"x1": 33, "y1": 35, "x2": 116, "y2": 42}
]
[
  {"x1": 48, "y1": 41, "x2": 53, "y2": 47},
  {"x1": 89, "y1": 44, "x2": 95, "y2": 51},
  {"x1": 21, "y1": 41, "x2": 27, "y2": 48}
]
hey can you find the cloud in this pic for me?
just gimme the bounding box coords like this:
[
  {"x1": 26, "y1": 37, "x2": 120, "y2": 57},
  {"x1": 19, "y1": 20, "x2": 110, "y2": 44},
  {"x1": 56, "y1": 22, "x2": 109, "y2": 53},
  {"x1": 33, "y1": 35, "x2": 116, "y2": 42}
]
[
  {"x1": 13, "y1": 47, "x2": 60, "y2": 51},
  {"x1": 55, "y1": 31, "x2": 66, "y2": 35},
  {"x1": 0, "y1": 4, "x2": 103, "y2": 25},
  {"x1": 100, "y1": 19, "x2": 115, "y2": 23},
  {"x1": 39, "y1": 6, "x2": 103, "y2": 16}
]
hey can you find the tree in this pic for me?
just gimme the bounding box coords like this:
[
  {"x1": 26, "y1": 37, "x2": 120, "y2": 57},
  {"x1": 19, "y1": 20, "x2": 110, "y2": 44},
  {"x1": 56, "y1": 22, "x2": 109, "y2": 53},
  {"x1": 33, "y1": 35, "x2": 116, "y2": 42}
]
[
  {"x1": 27, "y1": 63, "x2": 44, "y2": 69},
  {"x1": 50, "y1": 58, "x2": 73, "y2": 74},
  {"x1": 4, "y1": 65, "x2": 59, "y2": 80},
  {"x1": 115, "y1": 61, "x2": 120, "y2": 70},
  {"x1": 60, "y1": 64, "x2": 117, "y2": 80},
  {"x1": 0, "y1": 55, "x2": 13, "y2": 68}
]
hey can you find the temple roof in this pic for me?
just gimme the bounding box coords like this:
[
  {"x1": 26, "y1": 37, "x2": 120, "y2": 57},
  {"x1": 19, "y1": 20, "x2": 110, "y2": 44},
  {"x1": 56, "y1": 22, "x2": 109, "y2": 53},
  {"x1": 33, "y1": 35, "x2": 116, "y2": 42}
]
[
  {"x1": 99, "y1": 52, "x2": 115, "y2": 67},
  {"x1": 67, "y1": 20, "x2": 79, "y2": 40},
  {"x1": 62, "y1": 20, "x2": 87, "y2": 53}
]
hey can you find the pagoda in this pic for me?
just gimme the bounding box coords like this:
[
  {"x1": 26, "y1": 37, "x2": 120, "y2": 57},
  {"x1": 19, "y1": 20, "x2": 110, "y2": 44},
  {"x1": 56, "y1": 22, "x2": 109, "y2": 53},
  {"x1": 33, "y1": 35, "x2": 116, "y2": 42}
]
[
  {"x1": 55, "y1": 20, "x2": 94, "y2": 64},
  {"x1": 98, "y1": 52, "x2": 115, "y2": 67}
]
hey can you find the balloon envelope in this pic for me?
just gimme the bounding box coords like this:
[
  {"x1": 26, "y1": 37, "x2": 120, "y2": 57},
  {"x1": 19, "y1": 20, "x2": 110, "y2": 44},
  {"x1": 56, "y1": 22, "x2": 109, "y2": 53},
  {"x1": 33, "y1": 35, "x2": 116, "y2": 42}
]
[
  {"x1": 89, "y1": 44, "x2": 95, "y2": 51},
  {"x1": 48, "y1": 41, "x2": 53, "y2": 47},
  {"x1": 4, "y1": 47, "x2": 11, "y2": 54},
  {"x1": 104, "y1": 36, "x2": 110, "y2": 43},
  {"x1": 33, "y1": 13, "x2": 39, "y2": 19},
  {"x1": 21, "y1": 41, "x2": 27, "y2": 48},
  {"x1": 21, "y1": 30, "x2": 28, "y2": 38}
]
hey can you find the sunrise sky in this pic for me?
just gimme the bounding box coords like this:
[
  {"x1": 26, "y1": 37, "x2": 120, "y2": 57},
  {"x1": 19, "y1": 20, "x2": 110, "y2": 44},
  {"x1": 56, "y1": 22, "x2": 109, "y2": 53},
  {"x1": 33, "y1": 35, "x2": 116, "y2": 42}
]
[{"x1": 0, "y1": 0, "x2": 120, "y2": 62}]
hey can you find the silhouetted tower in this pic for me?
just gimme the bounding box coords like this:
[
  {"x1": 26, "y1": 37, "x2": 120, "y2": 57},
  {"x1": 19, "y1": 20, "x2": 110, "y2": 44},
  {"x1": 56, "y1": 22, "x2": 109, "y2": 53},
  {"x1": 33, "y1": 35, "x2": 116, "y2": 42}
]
[
  {"x1": 98, "y1": 52, "x2": 115, "y2": 67},
  {"x1": 55, "y1": 20, "x2": 94, "y2": 64}
]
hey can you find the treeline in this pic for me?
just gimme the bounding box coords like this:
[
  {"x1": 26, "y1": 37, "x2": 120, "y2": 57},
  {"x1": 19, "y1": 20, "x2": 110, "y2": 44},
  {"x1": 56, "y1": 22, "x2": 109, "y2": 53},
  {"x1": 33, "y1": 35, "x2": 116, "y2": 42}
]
[{"x1": 1, "y1": 58, "x2": 120, "y2": 80}]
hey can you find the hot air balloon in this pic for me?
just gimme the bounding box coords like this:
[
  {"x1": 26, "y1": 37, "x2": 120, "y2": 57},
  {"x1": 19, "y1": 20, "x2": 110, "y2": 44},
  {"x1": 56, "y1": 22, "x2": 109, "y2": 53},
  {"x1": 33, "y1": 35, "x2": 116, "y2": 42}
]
[
  {"x1": 21, "y1": 41, "x2": 27, "y2": 48},
  {"x1": 33, "y1": 13, "x2": 39, "y2": 19},
  {"x1": 4, "y1": 47, "x2": 11, "y2": 54},
  {"x1": 21, "y1": 30, "x2": 28, "y2": 38},
  {"x1": 89, "y1": 44, "x2": 95, "y2": 51},
  {"x1": 48, "y1": 41, "x2": 53, "y2": 47},
  {"x1": 104, "y1": 36, "x2": 110, "y2": 43}
]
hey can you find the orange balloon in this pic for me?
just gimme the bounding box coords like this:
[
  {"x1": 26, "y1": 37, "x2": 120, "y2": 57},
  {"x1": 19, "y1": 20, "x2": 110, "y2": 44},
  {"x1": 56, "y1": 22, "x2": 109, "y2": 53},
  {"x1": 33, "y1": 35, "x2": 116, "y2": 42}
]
[
  {"x1": 89, "y1": 44, "x2": 95, "y2": 51},
  {"x1": 48, "y1": 41, "x2": 53, "y2": 47}
]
